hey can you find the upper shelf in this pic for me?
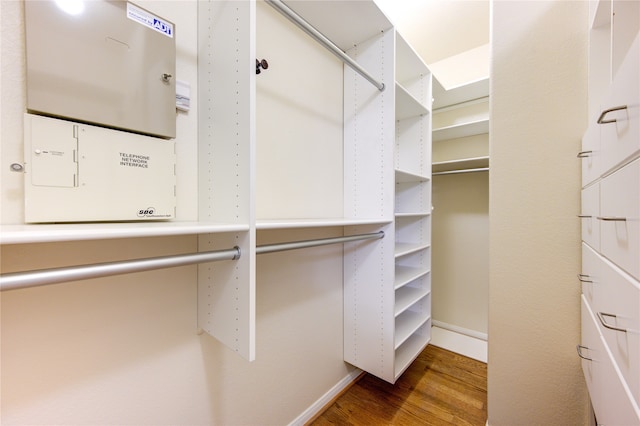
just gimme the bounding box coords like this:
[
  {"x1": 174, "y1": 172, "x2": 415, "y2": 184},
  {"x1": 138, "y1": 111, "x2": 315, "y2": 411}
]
[
  {"x1": 256, "y1": 217, "x2": 392, "y2": 230},
  {"x1": 0, "y1": 221, "x2": 250, "y2": 245},
  {"x1": 432, "y1": 156, "x2": 489, "y2": 174},
  {"x1": 282, "y1": 0, "x2": 392, "y2": 51},
  {"x1": 432, "y1": 76, "x2": 489, "y2": 110},
  {"x1": 432, "y1": 119, "x2": 489, "y2": 142},
  {"x1": 396, "y1": 83, "x2": 430, "y2": 120}
]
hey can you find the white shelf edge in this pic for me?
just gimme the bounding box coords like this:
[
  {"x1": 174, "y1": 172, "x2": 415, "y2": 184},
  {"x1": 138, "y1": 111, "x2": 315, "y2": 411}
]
[
  {"x1": 395, "y1": 169, "x2": 430, "y2": 183},
  {"x1": 395, "y1": 82, "x2": 430, "y2": 120},
  {"x1": 432, "y1": 156, "x2": 490, "y2": 174},
  {"x1": 394, "y1": 265, "x2": 430, "y2": 290},
  {"x1": 394, "y1": 242, "x2": 430, "y2": 258},
  {"x1": 432, "y1": 76, "x2": 489, "y2": 110},
  {"x1": 0, "y1": 221, "x2": 250, "y2": 245},
  {"x1": 432, "y1": 118, "x2": 489, "y2": 142},
  {"x1": 394, "y1": 286, "x2": 430, "y2": 317},
  {"x1": 395, "y1": 311, "x2": 431, "y2": 350},
  {"x1": 394, "y1": 332, "x2": 431, "y2": 380},
  {"x1": 256, "y1": 217, "x2": 392, "y2": 230},
  {"x1": 395, "y1": 212, "x2": 431, "y2": 218}
]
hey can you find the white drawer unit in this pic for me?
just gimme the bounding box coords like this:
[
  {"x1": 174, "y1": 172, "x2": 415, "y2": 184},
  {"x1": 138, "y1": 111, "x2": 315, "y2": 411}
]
[
  {"x1": 599, "y1": 34, "x2": 640, "y2": 174},
  {"x1": 599, "y1": 158, "x2": 640, "y2": 281},
  {"x1": 580, "y1": 182, "x2": 600, "y2": 251},
  {"x1": 580, "y1": 2, "x2": 640, "y2": 423},
  {"x1": 594, "y1": 256, "x2": 640, "y2": 406},
  {"x1": 580, "y1": 296, "x2": 640, "y2": 425}
]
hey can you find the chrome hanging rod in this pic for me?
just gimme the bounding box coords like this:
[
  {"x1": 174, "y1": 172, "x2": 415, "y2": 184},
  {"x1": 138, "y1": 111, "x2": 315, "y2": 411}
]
[
  {"x1": 256, "y1": 231, "x2": 384, "y2": 255},
  {"x1": 264, "y1": 0, "x2": 385, "y2": 92},
  {"x1": 0, "y1": 247, "x2": 241, "y2": 292},
  {"x1": 432, "y1": 167, "x2": 490, "y2": 176}
]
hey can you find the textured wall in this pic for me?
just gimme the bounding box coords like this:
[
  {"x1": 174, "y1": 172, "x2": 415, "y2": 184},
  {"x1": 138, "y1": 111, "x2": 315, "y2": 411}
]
[{"x1": 489, "y1": 1, "x2": 590, "y2": 424}]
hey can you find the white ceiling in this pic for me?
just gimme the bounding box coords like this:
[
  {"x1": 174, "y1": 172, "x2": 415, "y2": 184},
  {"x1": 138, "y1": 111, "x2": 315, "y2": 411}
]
[{"x1": 375, "y1": 0, "x2": 490, "y2": 66}]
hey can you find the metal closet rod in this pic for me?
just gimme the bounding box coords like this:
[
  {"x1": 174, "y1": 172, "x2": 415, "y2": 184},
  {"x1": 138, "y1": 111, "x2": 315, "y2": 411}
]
[
  {"x1": 264, "y1": 0, "x2": 385, "y2": 92},
  {"x1": 257, "y1": 231, "x2": 384, "y2": 255},
  {"x1": 0, "y1": 231, "x2": 385, "y2": 291},
  {"x1": 432, "y1": 167, "x2": 490, "y2": 176},
  {"x1": 0, "y1": 247, "x2": 241, "y2": 292}
]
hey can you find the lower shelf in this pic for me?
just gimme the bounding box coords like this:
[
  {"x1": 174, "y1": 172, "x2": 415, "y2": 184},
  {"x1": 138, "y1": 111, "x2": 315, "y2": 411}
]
[{"x1": 394, "y1": 322, "x2": 431, "y2": 380}]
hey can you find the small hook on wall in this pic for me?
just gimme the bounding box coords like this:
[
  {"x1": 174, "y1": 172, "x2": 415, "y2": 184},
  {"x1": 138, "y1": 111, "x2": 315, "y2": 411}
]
[{"x1": 256, "y1": 59, "x2": 269, "y2": 74}]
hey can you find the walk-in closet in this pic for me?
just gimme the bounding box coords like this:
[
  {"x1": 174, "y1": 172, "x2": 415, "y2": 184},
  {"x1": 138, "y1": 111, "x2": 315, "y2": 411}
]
[{"x1": 0, "y1": 0, "x2": 619, "y2": 425}]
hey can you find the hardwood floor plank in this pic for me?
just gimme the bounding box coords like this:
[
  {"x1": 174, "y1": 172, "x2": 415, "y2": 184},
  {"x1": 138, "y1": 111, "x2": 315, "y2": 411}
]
[{"x1": 310, "y1": 345, "x2": 487, "y2": 425}]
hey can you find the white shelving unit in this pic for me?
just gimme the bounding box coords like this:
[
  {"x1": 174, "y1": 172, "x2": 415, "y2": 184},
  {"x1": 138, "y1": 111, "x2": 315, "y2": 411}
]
[
  {"x1": 2, "y1": 0, "x2": 432, "y2": 383},
  {"x1": 345, "y1": 33, "x2": 431, "y2": 383}
]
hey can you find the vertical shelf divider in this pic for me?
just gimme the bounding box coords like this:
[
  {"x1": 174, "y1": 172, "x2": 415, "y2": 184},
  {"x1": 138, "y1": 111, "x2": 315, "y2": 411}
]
[{"x1": 197, "y1": 0, "x2": 256, "y2": 361}]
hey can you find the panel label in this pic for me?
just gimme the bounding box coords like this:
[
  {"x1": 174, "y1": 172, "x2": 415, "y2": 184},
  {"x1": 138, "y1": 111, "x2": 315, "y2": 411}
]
[
  {"x1": 126, "y1": 3, "x2": 173, "y2": 38},
  {"x1": 120, "y1": 152, "x2": 150, "y2": 169}
]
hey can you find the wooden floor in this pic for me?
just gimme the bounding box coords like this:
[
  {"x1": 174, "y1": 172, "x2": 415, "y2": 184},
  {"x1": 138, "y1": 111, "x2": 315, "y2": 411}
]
[{"x1": 309, "y1": 345, "x2": 487, "y2": 426}]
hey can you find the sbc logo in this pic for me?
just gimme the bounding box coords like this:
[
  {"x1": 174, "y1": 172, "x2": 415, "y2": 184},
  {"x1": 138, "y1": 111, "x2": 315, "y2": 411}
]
[{"x1": 137, "y1": 207, "x2": 156, "y2": 217}]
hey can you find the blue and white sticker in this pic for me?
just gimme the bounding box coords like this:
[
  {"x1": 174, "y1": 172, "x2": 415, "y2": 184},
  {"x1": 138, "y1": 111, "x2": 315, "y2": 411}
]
[{"x1": 127, "y1": 3, "x2": 173, "y2": 38}]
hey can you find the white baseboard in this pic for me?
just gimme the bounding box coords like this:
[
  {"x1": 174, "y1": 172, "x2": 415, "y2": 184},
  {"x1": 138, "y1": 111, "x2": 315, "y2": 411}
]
[
  {"x1": 431, "y1": 325, "x2": 488, "y2": 363},
  {"x1": 288, "y1": 368, "x2": 363, "y2": 426}
]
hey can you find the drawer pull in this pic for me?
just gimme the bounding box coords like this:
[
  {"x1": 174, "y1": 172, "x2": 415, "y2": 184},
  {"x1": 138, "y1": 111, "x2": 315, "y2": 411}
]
[
  {"x1": 597, "y1": 105, "x2": 627, "y2": 124},
  {"x1": 577, "y1": 215, "x2": 592, "y2": 218},
  {"x1": 597, "y1": 312, "x2": 627, "y2": 333},
  {"x1": 577, "y1": 150, "x2": 593, "y2": 158},
  {"x1": 577, "y1": 274, "x2": 593, "y2": 283},
  {"x1": 576, "y1": 345, "x2": 592, "y2": 361},
  {"x1": 596, "y1": 216, "x2": 627, "y2": 222}
]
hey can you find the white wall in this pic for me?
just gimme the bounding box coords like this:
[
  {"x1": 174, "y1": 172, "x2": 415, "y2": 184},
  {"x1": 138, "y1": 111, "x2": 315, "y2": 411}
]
[
  {"x1": 432, "y1": 171, "x2": 489, "y2": 335},
  {"x1": 376, "y1": 0, "x2": 489, "y2": 65},
  {"x1": 489, "y1": 1, "x2": 590, "y2": 423},
  {"x1": 1, "y1": 1, "x2": 354, "y2": 424}
]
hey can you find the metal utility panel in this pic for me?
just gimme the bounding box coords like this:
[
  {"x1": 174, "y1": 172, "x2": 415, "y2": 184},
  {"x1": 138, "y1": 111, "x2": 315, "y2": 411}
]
[
  {"x1": 25, "y1": 1, "x2": 176, "y2": 139},
  {"x1": 24, "y1": 113, "x2": 176, "y2": 223}
]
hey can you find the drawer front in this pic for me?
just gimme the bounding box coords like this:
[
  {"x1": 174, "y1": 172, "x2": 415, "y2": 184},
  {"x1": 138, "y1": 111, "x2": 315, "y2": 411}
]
[
  {"x1": 595, "y1": 257, "x2": 640, "y2": 406},
  {"x1": 581, "y1": 182, "x2": 600, "y2": 251},
  {"x1": 580, "y1": 242, "x2": 600, "y2": 307},
  {"x1": 580, "y1": 295, "x2": 600, "y2": 402},
  {"x1": 599, "y1": 33, "x2": 640, "y2": 174},
  {"x1": 581, "y1": 296, "x2": 640, "y2": 425},
  {"x1": 580, "y1": 122, "x2": 601, "y2": 187},
  {"x1": 600, "y1": 158, "x2": 640, "y2": 280}
]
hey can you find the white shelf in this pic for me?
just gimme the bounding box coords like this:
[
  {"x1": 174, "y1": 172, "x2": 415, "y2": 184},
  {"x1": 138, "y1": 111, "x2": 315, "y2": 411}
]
[
  {"x1": 395, "y1": 212, "x2": 431, "y2": 218},
  {"x1": 394, "y1": 265, "x2": 429, "y2": 290},
  {"x1": 396, "y1": 33, "x2": 430, "y2": 86},
  {"x1": 396, "y1": 83, "x2": 429, "y2": 120},
  {"x1": 432, "y1": 76, "x2": 489, "y2": 110},
  {"x1": 395, "y1": 309, "x2": 431, "y2": 349},
  {"x1": 394, "y1": 328, "x2": 430, "y2": 379},
  {"x1": 0, "y1": 221, "x2": 250, "y2": 245},
  {"x1": 433, "y1": 118, "x2": 489, "y2": 142},
  {"x1": 394, "y1": 242, "x2": 429, "y2": 258},
  {"x1": 256, "y1": 217, "x2": 392, "y2": 230},
  {"x1": 395, "y1": 169, "x2": 429, "y2": 183},
  {"x1": 432, "y1": 156, "x2": 490, "y2": 174},
  {"x1": 282, "y1": 1, "x2": 392, "y2": 52},
  {"x1": 395, "y1": 285, "x2": 430, "y2": 316}
]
